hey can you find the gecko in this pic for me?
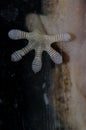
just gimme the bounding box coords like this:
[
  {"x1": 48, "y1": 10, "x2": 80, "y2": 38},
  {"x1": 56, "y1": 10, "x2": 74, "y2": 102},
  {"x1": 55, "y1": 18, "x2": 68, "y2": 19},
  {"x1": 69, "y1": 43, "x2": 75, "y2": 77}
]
[{"x1": 8, "y1": 0, "x2": 74, "y2": 73}]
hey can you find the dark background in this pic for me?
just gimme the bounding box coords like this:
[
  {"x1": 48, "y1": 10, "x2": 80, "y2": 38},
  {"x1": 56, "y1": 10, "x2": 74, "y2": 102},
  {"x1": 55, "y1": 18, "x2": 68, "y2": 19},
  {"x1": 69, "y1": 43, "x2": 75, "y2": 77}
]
[{"x1": 0, "y1": 0, "x2": 55, "y2": 130}]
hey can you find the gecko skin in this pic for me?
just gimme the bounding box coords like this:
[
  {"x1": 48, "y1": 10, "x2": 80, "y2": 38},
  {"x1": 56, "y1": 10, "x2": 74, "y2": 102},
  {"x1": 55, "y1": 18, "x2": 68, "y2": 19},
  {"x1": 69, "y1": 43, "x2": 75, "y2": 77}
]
[{"x1": 8, "y1": 0, "x2": 74, "y2": 73}]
